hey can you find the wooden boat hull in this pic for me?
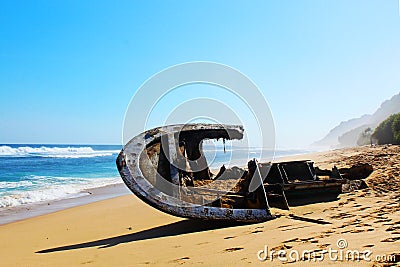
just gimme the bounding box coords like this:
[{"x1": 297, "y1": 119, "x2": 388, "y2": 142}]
[{"x1": 116, "y1": 124, "x2": 274, "y2": 222}]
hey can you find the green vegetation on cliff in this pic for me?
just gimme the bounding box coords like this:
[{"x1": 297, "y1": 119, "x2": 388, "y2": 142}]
[{"x1": 371, "y1": 113, "x2": 400, "y2": 145}]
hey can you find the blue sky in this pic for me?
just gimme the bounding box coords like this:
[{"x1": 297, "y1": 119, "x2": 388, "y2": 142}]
[{"x1": 1, "y1": 1, "x2": 399, "y2": 148}]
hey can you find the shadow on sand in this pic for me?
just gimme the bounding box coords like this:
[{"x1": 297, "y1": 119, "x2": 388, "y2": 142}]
[
  {"x1": 36, "y1": 219, "x2": 250, "y2": 254},
  {"x1": 286, "y1": 193, "x2": 340, "y2": 207}
]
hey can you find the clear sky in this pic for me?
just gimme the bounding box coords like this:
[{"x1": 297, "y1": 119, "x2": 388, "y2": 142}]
[{"x1": 1, "y1": 1, "x2": 399, "y2": 148}]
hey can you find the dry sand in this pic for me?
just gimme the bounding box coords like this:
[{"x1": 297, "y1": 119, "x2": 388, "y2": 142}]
[{"x1": 0, "y1": 146, "x2": 399, "y2": 266}]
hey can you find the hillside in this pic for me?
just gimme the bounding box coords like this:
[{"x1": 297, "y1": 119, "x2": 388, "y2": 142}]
[{"x1": 313, "y1": 92, "x2": 400, "y2": 148}]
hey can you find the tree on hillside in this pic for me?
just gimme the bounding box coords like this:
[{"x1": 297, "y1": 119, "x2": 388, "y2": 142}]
[
  {"x1": 356, "y1": 127, "x2": 373, "y2": 146},
  {"x1": 393, "y1": 115, "x2": 400, "y2": 144},
  {"x1": 372, "y1": 113, "x2": 400, "y2": 145}
]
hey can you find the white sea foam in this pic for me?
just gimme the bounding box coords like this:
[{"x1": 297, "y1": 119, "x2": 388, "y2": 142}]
[
  {"x1": 0, "y1": 176, "x2": 122, "y2": 208},
  {"x1": 0, "y1": 180, "x2": 34, "y2": 189},
  {"x1": 0, "y1": 145, "x2": 120, "y2": 158}
]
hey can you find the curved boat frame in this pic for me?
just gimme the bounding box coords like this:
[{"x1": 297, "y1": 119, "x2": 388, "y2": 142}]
[{"x1": 116, "y1": 124, "x2": 274, "y2": 222}]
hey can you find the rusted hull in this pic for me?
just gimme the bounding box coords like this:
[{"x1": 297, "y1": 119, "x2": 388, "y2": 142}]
[{"x1": 117, "y1": 124, "x2": 274, "y2": 222}]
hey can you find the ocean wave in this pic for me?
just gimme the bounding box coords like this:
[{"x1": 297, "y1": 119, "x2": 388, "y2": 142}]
[
  {"x1": 0, "y1": 176, "x2": 122, "y2": 208},
  {"x1": 0, "y1": 145, "x2": 120, "y2": 158},
  {"x1": 0, "y1": 180, "x2": 33, "y2": 189}
]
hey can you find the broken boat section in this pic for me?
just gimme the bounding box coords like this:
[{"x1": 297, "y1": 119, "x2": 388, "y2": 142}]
[{"x1": 116, "y1": 124, "x2": 372, "y2": 222}]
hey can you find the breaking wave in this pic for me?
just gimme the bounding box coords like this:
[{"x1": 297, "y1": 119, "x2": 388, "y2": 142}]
[
  {"x1": 0, "y1": 176, "x2": 122, "y2": 208},
  {"x1": 0, "y1": 145, "x2": 119, "y2": 158}
]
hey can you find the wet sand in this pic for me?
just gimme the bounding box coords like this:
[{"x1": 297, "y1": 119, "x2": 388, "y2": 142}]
[
  {"x1": 0, "y1": 183, "x2": 130, "y2": 225},
  {"x1": 0, "y1": 146, "x2": 399, "y2": 266}
]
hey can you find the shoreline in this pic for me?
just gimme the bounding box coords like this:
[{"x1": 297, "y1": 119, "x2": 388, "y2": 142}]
[
  {"x1": 0, "y1": 183, "x2": 130, "y2": 225},
  {"x1": 0, "y1": 149, "x2": 319, "y2": 225}
]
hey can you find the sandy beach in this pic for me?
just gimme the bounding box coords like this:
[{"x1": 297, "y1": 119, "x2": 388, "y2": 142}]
[
  {"x1": 0, "y1": 183, "x2": 130, "y2": 225},
  {"x1": 1, "y1": 146, "x2": 399, "y2": 266}
]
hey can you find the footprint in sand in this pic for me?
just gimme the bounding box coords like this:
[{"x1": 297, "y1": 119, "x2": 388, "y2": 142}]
[
  {"x1": 363, "y1": 244, "x2": 374, "y2": 248},
  {"x1": 318, "y1": 243, "x2": 331, "y2": 249},
  {"x1": 195, "y1": 242, "x2": 209, "y2": 245},
  {"x1": 278, "y1": 224, "x2": 293, "y2": 229},
  {"x1": 330, "y1": 213, "x2": 353, "y2": 219},
  {"x1": 381, "y1": 237, "x2": 400, "y2": 242},
  {"x1": 350, "y1": 229, "x2": 366, "y2": 233},
  {"x1": 170, "y1": 257, "x2": 190, "y2": 264},
  {"x1": 281, "y1": 225, "x2": 310, "y2": 232},
  {"x1": 300, "y1": 237, "x2": 315, "y2": 242},
  {"x1": 386, "y1": 226, "x2": 400, "y2": 232},
  {"x1": 251, "y1": 226, "x2": 264, "y2": 234},
  {"x1": 240, "y1": 257, "x2": 252, "y2": 264},
  {"x1": 314, "y1": 230, "x2": 335, "y2": 238},
  {"x1": 375, "y1": 218, "x2": 392, "y2": 223},
  {"x1": 272, "y1": 244, "x2": 293, "y2": 251},
  {"x1": 281, "y1": 260, "x2": 297, "y2": 264},
  {"x1": 336, "y1": 223, "x2": 347, "y2": 229},
  {"x1": 283, "y1": 238, "x2": 300, "y2": 244},
  {"x1": 360, "y1": 214, "x2": 372, "y2": 219},
  {"x1": 224, "y1": 247, "x2": 244, "y2": 252}
]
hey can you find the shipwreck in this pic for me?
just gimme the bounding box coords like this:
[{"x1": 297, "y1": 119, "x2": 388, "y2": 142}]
[{"x1": 116, "y1": 124, "x2": 347, "y2": 222}]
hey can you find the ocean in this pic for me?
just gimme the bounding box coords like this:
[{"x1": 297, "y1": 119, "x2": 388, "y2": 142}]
[
  {"x1": 0, "y1": 144, "x2": 311, "y2": 210},
  {"x1": 0, "y1": 144, "x2": 122, "y2": 209}
]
